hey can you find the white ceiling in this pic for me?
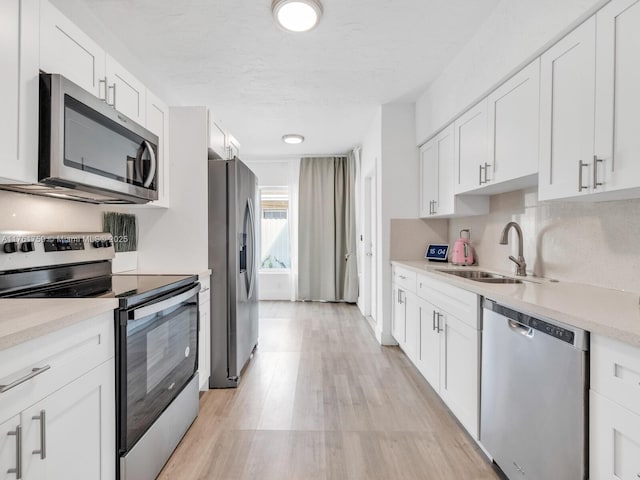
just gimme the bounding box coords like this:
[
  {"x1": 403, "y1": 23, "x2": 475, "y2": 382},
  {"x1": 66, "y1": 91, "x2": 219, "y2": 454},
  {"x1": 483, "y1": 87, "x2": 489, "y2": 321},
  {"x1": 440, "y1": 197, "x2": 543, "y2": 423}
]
[{"x1": 61, "y1": 0, "x2": 500, "y2": 159}]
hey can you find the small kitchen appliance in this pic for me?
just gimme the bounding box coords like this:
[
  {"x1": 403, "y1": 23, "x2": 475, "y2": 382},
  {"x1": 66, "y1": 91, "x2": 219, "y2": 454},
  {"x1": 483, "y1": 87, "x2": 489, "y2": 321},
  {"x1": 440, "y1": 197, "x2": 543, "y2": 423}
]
[{"x1": 451, "y1": 229, "x2": 474, "y2": 266}]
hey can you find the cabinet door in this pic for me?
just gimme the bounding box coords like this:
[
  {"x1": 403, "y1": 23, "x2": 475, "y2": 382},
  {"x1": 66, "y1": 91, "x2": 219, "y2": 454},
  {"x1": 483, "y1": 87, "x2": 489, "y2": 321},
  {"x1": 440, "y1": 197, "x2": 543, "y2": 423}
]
[
  {"x1": 145, "y1": 90, "x2": 170, "y2": 208},
  {"x1": 403, "y1": 291, "x2": 419, "y2": 362},
  {"x1": 419, "y1": 139, "x2": 438, "y2": 217},
  {"x1": 595, "y1": 0, "x2": 640, "y2": 193},
  {"x1": 416, "y1": 298, "x2": 440, "y2": 392},
  {"x1": 590, "y1": 390, "x2": 640, "y2": 479},
  {"x1": 454, "y1": 100, "x2": 488, "y2": 193},
  {"x1": 439, "y1": 312, "x2": 479, "y2": 438},
  {"x1": 392, "y1": 285, "x2": 406, "y2": 346},
  {"x1": 23, "y1": 360, "x2": 115, "y2": 480},
  {"x1": 539, "y1": 17, "x2": 596, "y2": 201},
  {"x1": 0, "y1": 415, "x2": 21, "y2": 480},
  {"x1": 436, "y1": 124, "x2": 456, "y2": 216},
  {"x1": 40, "y1": 0, "x2": 106, "y2": 98},
  {"x1": 0, "y1": 0, "x2": 20, "y2": 175},
  {"x1": 488, "y1": 58, "x2": 540, "y2": 184},
  {"x1": 106, "y1": 55, "x2": 146, "y2": 125}
]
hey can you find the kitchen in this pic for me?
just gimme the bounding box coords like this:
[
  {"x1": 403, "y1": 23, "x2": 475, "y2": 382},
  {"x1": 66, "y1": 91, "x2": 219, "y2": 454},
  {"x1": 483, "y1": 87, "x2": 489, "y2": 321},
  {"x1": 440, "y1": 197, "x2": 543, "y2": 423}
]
[{"x1": 1, "y1": 0, "x2": 640, "y2": 479}]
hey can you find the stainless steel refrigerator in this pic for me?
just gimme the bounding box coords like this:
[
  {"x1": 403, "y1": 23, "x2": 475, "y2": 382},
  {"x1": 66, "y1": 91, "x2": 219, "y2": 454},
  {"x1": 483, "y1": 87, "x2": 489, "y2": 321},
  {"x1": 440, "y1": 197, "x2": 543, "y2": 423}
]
[{"x1": 208, "y1": 158, "x2": 259, "y2": 388}]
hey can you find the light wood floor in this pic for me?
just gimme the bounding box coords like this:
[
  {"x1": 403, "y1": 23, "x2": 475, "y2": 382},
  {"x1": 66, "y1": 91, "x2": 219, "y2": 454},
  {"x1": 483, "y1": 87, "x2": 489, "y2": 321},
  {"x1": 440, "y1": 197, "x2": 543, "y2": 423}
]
[{"x1": 159, "y1": 301, "x2": 501, "y2": 480}]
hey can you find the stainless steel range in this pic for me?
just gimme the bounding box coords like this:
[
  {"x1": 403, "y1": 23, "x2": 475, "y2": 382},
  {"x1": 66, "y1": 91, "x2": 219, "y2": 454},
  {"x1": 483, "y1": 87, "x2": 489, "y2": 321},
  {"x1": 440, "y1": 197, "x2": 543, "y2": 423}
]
[{"x1": 0, "y1": 232, "x2": 200, "y2": 480}]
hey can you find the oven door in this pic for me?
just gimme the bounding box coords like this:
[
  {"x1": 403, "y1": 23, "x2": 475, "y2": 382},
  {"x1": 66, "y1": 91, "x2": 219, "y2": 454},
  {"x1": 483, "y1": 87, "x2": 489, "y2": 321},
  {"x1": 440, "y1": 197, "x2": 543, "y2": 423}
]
[{"x1": 118, "y1": 283, "x2": 199, "y2": 453}]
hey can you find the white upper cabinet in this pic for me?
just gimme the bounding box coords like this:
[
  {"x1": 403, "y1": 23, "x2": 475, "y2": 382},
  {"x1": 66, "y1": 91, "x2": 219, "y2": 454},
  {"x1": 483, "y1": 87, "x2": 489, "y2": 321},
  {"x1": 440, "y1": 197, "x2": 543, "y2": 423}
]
[
  {"x1": 144, "y1": 90, "x2": 170, "y2": 208},
  {"x1": 40, "y1": 0, "x2": 106, "y2": 99},
  {"x1": 420, "y1": 125, "x2": 489, "y2": 218},
  {"x1": 454, "y1": 100, "x2": 489, "y2": 193},
  {"x1": 0, "y1": 0, "x2": 39, "y2": 184},
  {"x1": 594, "y1": 0, "x2": 640, "y2": 195},
  {"x1": 539, "y1": 18, "x2": 597, "y2": 201},
  {"x1": 105, "y1": 55, "x2": 146, "y2": 125},
  {"x1": 487, "y1": 58, "x2": 540, "y2": 188}
]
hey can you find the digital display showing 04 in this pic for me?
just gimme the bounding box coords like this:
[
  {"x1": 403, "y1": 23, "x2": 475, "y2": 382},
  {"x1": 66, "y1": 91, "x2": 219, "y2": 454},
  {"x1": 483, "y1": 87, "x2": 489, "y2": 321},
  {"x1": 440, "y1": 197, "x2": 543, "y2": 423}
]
[{"x1": 425, "y1": 244, "x2": 449, "y2": 262}]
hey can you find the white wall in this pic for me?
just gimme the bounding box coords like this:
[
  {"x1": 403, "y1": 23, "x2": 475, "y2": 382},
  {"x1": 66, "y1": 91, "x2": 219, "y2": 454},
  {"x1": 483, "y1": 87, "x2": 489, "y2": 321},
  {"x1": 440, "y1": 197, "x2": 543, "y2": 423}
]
[
  {"x1": 415, "y1": 0, "x2": 609, "y2": 144},
  {"x1": 244, "y1": 159, "x2": 300, "y2": 301},
  {"x1": 450, "y1": 189, "x2": 640, "y2": 293},
  {"x1": 136, "y1": 107, "x2": 209, "y2": 274},
  {"x1": 358, "y1": 104, "x2": 420, "y2": 345}
]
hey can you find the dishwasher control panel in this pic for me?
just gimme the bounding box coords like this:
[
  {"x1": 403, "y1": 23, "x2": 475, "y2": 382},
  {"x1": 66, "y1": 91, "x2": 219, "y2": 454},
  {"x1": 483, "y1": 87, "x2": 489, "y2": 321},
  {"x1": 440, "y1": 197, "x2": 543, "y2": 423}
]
[{"x1": 529, "y1": 317, "x2": 575, "y2": 344}]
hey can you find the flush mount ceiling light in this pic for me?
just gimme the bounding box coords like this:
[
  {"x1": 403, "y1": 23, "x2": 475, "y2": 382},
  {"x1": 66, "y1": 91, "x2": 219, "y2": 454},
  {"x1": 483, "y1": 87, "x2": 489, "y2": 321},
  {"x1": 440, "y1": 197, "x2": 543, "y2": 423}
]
[
  {"x1": 272, "y1": 0, "x2": 323, "y2": 32},
  {"x1": 282, "y1": 134, "x2": 305, "y2": 144}
]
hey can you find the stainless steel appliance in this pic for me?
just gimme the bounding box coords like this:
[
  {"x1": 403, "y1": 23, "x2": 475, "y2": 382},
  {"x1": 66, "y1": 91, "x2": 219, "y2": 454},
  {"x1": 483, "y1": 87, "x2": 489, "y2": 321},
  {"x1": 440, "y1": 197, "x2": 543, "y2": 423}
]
[
  {"x1": 0, "y1": 232, "x2": 200, "y2": 480},
  {"x1": 0, "y1": 74, "x2": 159, "y2": 204},
  {"x1": 208, "y1": 158, "x2": 259, "y2": 388},
  {"x1": 481, "y1": 298, "x2": 589, "y2": 480}
]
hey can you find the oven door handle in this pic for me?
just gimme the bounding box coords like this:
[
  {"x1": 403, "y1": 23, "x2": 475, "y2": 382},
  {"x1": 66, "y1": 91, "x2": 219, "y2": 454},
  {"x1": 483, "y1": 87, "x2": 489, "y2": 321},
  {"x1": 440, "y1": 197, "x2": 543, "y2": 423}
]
[{"x1": 132, "y1": 284, "x2": 200, "y2": 321}]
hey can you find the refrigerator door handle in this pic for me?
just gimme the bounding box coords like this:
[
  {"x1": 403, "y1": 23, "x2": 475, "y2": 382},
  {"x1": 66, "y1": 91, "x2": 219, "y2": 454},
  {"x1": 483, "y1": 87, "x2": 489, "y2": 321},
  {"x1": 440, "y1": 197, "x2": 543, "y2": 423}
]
[{"x1": 247, "y1": 197, "x2": 256, "y2": 299}]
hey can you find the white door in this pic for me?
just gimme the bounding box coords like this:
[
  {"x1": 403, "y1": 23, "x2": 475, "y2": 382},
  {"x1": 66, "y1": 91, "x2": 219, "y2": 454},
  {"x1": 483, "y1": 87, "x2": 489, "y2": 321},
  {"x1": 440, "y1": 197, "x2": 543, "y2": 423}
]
[
  {"x1": 22, "y1": 361, "x2": 115, "y2": 480},
  {"x1": 595, "y1": 0, "x2": 640, "y2": 193},
  {"x1": 416, "y1": 298, "x2": 440, "y2": 391},
  {"x1": 106, "y1": 55, "x2": 146, "y2": 124},
  {"x1": 439, "y1": 312, "x2": 479, "y2": 438},
  {"x1": 0, "y1": 415, "x2": 21, "y2": 480},
  {"x1": 40, "y1": 0, "x2": 106, "y2": 98},
  {"x1": 590, "y1": 390, "x2": 640, "y2": 479},
  {"x1": 419, "y1": 140, "x2": 438, "y2": 217},
  {"x1": 488, "y1": 58, "x2": 540, "y2": 184},
  {"x1": 436, "y1": 124, "x2": 456, "y2": 216},
  {"x1": 539, "y1": 17, "x2": 597, "y2": 200},
  {"x1": 454, "y1": 100, "x2": 488, "y2": 193}
]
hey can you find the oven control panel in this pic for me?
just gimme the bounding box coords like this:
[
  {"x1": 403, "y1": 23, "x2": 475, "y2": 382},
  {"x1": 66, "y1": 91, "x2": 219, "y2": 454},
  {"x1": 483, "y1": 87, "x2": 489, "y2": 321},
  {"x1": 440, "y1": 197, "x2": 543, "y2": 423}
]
[{"x1": 0, "y1": 232, "x2": 114, "y2": 271}]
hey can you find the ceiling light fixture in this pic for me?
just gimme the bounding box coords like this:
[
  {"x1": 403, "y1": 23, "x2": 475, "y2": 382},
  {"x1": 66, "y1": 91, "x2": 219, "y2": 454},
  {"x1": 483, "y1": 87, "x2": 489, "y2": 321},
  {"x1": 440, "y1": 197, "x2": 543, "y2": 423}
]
[
  {"x1": 272, "y1": 0, "x2": 323, "y2": 32},
  {"x1": 282, "y1": 134, "x2": 305, "y2": 144}
]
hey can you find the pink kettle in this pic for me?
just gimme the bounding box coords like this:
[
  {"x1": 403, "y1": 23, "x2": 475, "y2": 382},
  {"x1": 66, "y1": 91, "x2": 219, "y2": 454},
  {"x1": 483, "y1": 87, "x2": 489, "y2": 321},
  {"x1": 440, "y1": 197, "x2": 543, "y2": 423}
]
[{"x1": 451, "y1": 229, "x2": 474, "y2": 266}]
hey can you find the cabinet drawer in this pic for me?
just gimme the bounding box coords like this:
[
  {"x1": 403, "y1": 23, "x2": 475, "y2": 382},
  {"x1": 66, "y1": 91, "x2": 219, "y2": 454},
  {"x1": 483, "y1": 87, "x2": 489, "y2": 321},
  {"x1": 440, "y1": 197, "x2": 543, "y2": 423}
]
[
  {"x1": 392, "y1": 266, "x2": 417, "y2": 293},
  {"x1": 0, "y1": 311, "x2": 114, "y2": 420},
  {"x1": 590, "y1": 390, "x2": 640, "y2": 479},
  {"x1": 592, "y1": 334, "x2": 640, "y2": 415},
  {"x1": 416, "y1": 274, "x2": 479, "y2": 329}
]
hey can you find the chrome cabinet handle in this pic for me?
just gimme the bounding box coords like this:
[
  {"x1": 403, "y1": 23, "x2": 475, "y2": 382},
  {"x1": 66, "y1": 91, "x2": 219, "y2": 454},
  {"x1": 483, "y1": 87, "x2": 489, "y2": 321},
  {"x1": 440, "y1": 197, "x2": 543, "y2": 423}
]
[
  {"x1": 428, "y1": 200, "x2": 433, "y2": 215},
  {"x1": 432, "y1": 310, "x2": 437, "y2": 331},
  {"x1": 432, "y1": 200, "x2": 437, "y2": 215},
  {"x1": 98, "y1": 78, "x2": 107, "y2": 101},
  {"x1": 578, "y1": 160, "x2": 589, "y2": 192},
  {"x1": 435, "y1": 312, "x2": 443, "y2": 333},
  {"x1": 7, "y1": 425, "x2": 22, "y2": 479},
  {"x1": 484, "y1": 163, "x2": 491, "y2": 183},
  {"x1": 398, "y1": 275, "x2": 407, "y2": 280},
  {"x1": 0, "y1": 365, "x2": 51, "y2": 393},
  {"x1": 107, "y1": 83, "x2": 117, "y2": 107},
  {"x1": 397, "y1": 289, "x2": 404, "y2": 304},
  {"x1": 593, "y1": 155, "x2": 603, "y2": 189},
  {"x1": 479, "y1": 164, "x2": 484, "y2": 185},
  {"x1": 32, "y1": 410, "x2": 46, "y2": 459}
]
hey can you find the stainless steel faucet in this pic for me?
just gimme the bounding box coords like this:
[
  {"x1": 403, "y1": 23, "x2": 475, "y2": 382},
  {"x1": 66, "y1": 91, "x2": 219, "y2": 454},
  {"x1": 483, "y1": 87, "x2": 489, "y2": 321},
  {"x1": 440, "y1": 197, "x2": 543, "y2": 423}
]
[{"x1": 499, "y1": 221, "x2": 527, "y2": 276}]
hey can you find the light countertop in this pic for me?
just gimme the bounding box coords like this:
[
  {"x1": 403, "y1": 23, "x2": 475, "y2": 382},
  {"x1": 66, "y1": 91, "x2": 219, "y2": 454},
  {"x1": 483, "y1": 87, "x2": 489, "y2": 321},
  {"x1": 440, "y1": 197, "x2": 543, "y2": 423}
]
[
  {"x1": 0, "y1": 298, "x2": 118, "y2": 351},
  {"x1": 392, "y1": 260, "x2": 640, "y2": 348}
]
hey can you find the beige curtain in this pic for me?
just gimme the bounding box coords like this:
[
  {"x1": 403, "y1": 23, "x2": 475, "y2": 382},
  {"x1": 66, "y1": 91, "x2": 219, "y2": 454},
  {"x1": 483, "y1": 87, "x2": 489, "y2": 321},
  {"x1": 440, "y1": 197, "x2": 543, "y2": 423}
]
[{"x1": 297, "y1": 155, "x2": 358, "y2": 302}]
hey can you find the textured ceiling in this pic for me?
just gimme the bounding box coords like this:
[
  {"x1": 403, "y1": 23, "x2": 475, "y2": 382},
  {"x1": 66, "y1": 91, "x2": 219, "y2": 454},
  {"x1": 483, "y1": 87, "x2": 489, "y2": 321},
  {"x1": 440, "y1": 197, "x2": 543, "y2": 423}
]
[{"x1": 58, "y1": 0, "x2": 500, "y2": 159}]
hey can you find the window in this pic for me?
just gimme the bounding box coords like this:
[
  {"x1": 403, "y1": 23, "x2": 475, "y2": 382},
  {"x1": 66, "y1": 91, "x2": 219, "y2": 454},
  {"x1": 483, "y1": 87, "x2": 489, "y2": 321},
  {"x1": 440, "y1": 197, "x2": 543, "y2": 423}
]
[{"x1": 260, "y1": 188, "x2": 290, "y2": 270}]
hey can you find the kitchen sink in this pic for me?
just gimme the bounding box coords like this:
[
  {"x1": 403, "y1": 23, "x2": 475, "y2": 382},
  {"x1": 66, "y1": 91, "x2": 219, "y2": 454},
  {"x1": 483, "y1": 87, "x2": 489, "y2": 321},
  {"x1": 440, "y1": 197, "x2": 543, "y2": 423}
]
[{"x1": 437, "y1": 270, "x2": 523, "y2": 284}]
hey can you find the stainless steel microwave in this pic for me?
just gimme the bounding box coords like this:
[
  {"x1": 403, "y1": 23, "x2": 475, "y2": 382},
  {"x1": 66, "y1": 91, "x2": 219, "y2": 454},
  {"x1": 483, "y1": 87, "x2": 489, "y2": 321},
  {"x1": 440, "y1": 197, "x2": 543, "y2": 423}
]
[{"x1": 1, "y1": 73, "x2": 159, "y2": 204}]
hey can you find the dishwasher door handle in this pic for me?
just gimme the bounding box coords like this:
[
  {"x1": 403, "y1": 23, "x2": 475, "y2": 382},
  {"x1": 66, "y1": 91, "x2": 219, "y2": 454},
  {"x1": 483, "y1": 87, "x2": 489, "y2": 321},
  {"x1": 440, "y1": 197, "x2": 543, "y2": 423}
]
[{"x1": 508, "y1": 320, "x2": 534, "y2": 338}]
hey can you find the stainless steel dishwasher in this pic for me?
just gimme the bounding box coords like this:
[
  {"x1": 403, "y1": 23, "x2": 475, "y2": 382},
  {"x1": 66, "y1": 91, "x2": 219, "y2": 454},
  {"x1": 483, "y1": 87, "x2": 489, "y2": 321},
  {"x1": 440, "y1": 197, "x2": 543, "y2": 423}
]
[{"x1": 481, "y1": 298, "x2": 589, "y2": 480}]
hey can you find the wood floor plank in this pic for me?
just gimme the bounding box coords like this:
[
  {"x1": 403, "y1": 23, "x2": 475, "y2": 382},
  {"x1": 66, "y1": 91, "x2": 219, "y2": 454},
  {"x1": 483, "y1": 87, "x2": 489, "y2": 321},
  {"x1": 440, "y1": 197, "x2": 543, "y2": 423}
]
[{"x1": 159, "y1": 301, "x2": 500, "y2": 480}]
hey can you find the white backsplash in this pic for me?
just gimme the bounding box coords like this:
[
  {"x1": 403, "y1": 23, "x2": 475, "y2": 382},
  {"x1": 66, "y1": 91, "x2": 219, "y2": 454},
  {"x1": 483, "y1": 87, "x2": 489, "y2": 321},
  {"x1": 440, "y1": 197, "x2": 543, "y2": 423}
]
[{"x1": 449, "y1": 187, "x2": 640, "y2": 293}]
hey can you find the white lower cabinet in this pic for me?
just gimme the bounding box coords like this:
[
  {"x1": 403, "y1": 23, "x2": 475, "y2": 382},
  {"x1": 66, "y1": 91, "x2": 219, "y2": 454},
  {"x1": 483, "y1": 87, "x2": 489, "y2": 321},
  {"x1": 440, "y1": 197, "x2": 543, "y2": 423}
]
[
  {"x1": 590, "y1": 390, "x2": 640, "y2": 479},
  {"x1": 198, "y1": 276, "x2": 211, "y2": 390},
  {"x1": 0, "y1": 312, "x2": 115, "y2": 480},
  {"x1": 393, "y1": 265, "x2": 481, "y2": 439}
]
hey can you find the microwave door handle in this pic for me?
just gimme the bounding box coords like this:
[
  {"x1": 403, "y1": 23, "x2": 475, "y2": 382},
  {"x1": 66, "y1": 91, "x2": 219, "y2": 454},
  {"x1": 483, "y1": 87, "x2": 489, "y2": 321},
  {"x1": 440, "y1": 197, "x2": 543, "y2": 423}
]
[
  {"x1": 142, "y1": 141, "x2": 157, "y2": 188},
  {"x1": 132, "y1": 284, "x2": 200, "y2": 321}
]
